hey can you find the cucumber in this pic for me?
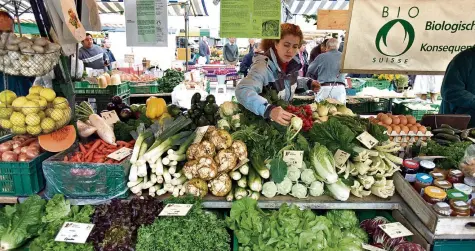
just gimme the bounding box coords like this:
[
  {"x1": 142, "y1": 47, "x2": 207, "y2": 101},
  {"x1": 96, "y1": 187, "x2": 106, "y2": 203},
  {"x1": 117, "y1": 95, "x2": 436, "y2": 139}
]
[
  {"x1": 434, "y1": 133, "x2": 461, "y2": 142},
  {"x1": 434, "y1": 138, "x2": 452, "y2": 146},
  {"x1": 441, "y1": 124, "x2": 453, "y2": 129},
  {"x1": 432, "y1": 128, "x2": 455, "y2": 135}
]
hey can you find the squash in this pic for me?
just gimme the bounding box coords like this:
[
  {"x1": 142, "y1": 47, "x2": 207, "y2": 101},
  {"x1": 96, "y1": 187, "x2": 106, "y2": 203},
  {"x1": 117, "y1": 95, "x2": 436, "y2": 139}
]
[
  {"x1": 146, "y1": 97, "x2": 167, "y2": 119},
  {"x1": 103, "y1": 73, "x2": 111, "y2": 85},
  {"x1": 39, "y1": 125, "x2": 76, "y2": 152},
  {"x1": 97, "y1": 75, "x2": 108, "y2": 88},
  {"x1": 110, "y1": 74, "x2": 121, "y2": 85}
]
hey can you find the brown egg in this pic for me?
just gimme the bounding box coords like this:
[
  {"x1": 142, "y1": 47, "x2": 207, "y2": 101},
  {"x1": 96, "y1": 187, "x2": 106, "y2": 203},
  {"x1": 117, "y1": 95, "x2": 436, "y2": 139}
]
[
  {"x1": 386, "y1": 126, "x2": 392, "y2": 134},
  {"x1": 406, "y1": 124, "x2": 413, "y2": 128},
  {"x1": 377, "y1": 113, "x2": 384, "y2": 120},
  {"x1": 415, "y1": 123, "x2": 421, "y2": 127},
  {"x1": 409, "y1": 125, "x2": 418, "y2": 133},
  {"x1": 419, "y1": 126, "x2": 427, "y2": 133},
  {"x1": 401, "y1": 126, "x2": 410, "y2": 134},
  {"x1": 399, "y1": 115, "x2": 408, "y2": 125},
  {"x1": 407, "y1": 115, "x2": 417, "y2": 125},
  {"x1": 392, "y1": 125, "x2": 401, "y2": 134},
  {"x1": 383, "y1": 116, "x2": 392, "y2": 125},
  {"x1": 392, "y1": 116, "x2": 400, "y2": 125},
  {"x1": 378, "y1": 122, "x2": 384, "y2": 126}
]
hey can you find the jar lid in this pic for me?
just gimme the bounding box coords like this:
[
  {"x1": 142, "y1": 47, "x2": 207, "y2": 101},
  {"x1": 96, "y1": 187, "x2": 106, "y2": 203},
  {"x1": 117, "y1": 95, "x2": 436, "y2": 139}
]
[
  {"x1": 464, "y1": 177, "x2": 475, "y2": 187},
  {"x1": 424, "y1": 186, "x2": 447, "y2": 199},
  {"x1": 453, "y1": 183, "x2": 472, "y2": 195},
  {"x1": 450, "y1": 169, "x2": 463, "y2": 176},
  {"x1": 420, "y1": 160, "x2": 436, "y2": 170},
  {"x1": 416, "y1": 173, "x2": 433, "y2": 184},
  {"x1": 403, "y1": 159, "x2": 419, "y2": 169},
  {"x1": 430, "y1": 171, "x2": 446, "y2": 180},
  {"x1": 447, "y1": 189, "x2": 469, "y2": 201},
  {"x1": 433, "y1": 202, "x2": 451, "y2": 216},
  {"x1": 450, "y1": 199, "x2": 470, "y2": 210},
  {"x1": 434, "y1": 180, "x2": 452, "y2": 189}
]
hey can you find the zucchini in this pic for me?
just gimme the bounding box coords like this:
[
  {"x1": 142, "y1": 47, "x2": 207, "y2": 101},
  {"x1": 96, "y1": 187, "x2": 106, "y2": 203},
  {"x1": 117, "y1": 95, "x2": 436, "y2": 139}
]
[
  {"x1": 432, "y1": 128, "x2": 455, "y2": 135},
  {"x1": 434, "y1": 133, "x2": 461, "y2": 142},
  {"x1": 441, "y1": 124, "x2": 453, "y2": 129}
]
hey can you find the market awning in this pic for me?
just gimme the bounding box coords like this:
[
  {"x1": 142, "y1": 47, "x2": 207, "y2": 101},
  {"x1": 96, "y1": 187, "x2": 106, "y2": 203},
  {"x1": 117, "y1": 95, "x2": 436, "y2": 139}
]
[
  {"x1": 96, "y1": 0, "x2": 209, "y2": 16},
  {"x1": 284, "y1": 0, "x2": 350, "y2": 15},
  {"x1": 0, "y1": 0, "x2": 31, "y2": 16}
]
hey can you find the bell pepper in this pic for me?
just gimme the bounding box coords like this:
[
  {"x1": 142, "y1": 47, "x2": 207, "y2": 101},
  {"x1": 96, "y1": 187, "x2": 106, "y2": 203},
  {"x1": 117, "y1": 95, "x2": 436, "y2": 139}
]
[{"x1": 146, "y1": 97, "x2": 167, "y2": 119}]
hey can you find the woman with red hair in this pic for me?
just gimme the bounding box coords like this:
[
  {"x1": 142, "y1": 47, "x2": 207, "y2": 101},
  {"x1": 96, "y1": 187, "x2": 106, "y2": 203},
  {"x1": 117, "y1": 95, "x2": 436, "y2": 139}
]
[{"x1": 236, "y1": 23, "x2": 320, "y2": 126}]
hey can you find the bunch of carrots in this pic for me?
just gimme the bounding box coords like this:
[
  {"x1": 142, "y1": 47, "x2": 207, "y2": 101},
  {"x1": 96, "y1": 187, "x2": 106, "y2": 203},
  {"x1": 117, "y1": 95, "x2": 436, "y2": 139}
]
[{"x1": 63, "y1": 139, "x2": 135, "y2": 164}]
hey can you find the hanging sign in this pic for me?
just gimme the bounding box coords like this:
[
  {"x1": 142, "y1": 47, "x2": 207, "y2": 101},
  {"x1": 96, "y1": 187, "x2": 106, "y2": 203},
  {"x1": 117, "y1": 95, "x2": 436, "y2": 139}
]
[
  {"x1": 317, "y1": 10, "x2": 349, "y2": 30},
  {"x1": 220, "y1": 0, "x2": 281, "y2": 38},
  {"x1": 342, "y1": 0, "x2": 475, "y2": 74},
  {"x1": 124, "y1": 0, "x2": 168, "y2": 47}
]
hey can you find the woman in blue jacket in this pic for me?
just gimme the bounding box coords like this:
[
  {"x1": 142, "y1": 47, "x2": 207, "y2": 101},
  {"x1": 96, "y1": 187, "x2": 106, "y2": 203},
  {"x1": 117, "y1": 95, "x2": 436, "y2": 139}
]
[{"x1": 236, "y1": 23, "x2": 320, "y2": 126}]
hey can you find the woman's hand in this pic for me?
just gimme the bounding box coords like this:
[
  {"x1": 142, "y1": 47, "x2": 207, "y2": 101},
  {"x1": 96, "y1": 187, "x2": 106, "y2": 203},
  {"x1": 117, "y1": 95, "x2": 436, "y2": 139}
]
[
  {"x1": 311, "y1": 80, "x2": 321, "y2": 93},
  {"x1": 270, "y1": 106, "x2": 293, "y2": 126}
]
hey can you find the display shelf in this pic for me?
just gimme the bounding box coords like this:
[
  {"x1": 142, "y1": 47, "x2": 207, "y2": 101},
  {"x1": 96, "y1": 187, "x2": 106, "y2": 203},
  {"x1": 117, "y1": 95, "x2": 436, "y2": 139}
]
[{"x1": 130, "y1": 93, "x2": 172, "y2": 97}]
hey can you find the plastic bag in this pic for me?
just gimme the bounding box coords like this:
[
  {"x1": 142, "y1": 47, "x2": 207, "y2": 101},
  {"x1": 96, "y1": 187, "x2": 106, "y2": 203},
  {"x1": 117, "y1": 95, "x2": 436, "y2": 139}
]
[{"x1": 459, "y1": 144, "x2": 475, "y2": 178}]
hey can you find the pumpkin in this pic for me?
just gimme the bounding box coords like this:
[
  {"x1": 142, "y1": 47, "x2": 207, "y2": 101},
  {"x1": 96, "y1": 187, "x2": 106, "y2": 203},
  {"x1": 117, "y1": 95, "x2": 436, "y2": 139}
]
[{"x1": 39, "y1": 125, "x2": 76, "y2": 152}]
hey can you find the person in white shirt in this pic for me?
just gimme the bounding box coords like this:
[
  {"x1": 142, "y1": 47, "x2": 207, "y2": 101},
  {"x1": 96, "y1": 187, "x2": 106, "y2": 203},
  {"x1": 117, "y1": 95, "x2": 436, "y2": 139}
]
[{"x1": 413, "y1": 75, "x2": 443, "y2": 103}]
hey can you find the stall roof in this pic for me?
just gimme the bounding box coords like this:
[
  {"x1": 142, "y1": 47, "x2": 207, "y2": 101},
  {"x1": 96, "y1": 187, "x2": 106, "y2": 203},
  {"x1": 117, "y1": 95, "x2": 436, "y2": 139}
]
[
  {"x1": 0, "y1": 0, "x2": 209, "y2": 17},
  {"x1": 284, "y1": 0, "x2": 349, "y2": 15}
]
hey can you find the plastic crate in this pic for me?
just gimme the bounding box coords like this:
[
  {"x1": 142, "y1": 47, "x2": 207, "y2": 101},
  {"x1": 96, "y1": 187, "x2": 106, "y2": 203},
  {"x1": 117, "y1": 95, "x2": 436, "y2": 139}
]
[
  {"x1": 74, "y1": 81, "x2": 129, "y2": 96},
  {"x1": 75, "y1": 92, "x2": 130, "y2": 113},
  {"x1": 0, "y1": 135, "x2": 54, "y2": 196},
  {"x1": 402, "y1": 104, "x2": 440, "y2": 121},
  {"x1": 433, "y1": 240, "x2": 475, "y2": 251},
  {"x1": 129, "y1": 81, "x2": 159, "y2": 94},
  {"x1": 369, "y1": 99, "x2": 390, "y2": 113},
  {"x1": 347, "y1": 102, "x2": 369, "y2": 114},
  {"x1": 42, "y1": 146, "x2": 130, "y2": 199},
  {"x1": 346, "y1": 88, "x2": 357, "y2": 96},
  {"x1": 363, "y1": 79, "x2": 391, "y2": 90}
]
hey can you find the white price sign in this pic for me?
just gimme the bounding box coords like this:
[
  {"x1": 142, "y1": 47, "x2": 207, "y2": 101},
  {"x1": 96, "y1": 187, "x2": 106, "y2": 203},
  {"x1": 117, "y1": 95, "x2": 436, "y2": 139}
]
[
  {"x1": 193, "y1": 126, "x2": 209, "y2": 144},
  {"x1": 357, "y1": 131, "x2": 379, "y2": 149},
  {"x1": 107, "y1": 147, "x2": 133, "y2": 161},
  {"x1": 283, "y1": 150, "x2": 304, "y2": 169},
  {"x1": 379, "y1": 222, "x2": 413, "y2": 239},
  {"x1": 55, "y1": 222, "x2": 94, "y2": 244},
  {"x1": 100, "y1": 110, "x2": 120, "y2": 125},
  {"x1": 159, "y1": 204, "x2": 193, "y2": 216},
  {"x1": 334, "y1": 149, "x2": 351, "y2": 167}
]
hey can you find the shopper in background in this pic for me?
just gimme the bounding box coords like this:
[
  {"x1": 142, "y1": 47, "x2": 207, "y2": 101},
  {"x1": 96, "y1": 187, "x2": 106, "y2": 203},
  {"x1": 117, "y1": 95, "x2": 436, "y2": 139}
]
[
  {"x1": 309, "y1": 38, "x2": 329, "y2": 64},
  {"x1": 440, "y1": 47, "x2": 475, "y2": 127},
  {"x1": 187, "y1": 47, "x2": 200, "y2": 65},
  {"x1": 307, "y1": 38, "x2": 347, "y2": 104},
  {"x1": 298, "y1": 41, "x2": 309, "y2": 77},
  {"x1": 236, "y1": 23, "x2": 320, "y2": 126},
  {"x1": 223, "y1": 37, "x2": 239, "y2": 65},
  {"x1": 78, "y1": 33, "x2": 108, "y2": 70},
  {"x1": 199, "y1": 36, "x2": 211, "y2": 64},
  {"x1": 0, "y1": 11, "x2": 33, "y2": 96},
  {"x1": 338, "y1": 36, "x2": 345, "y2": 52},
  {"x1": 413, "y1": 75, "x2": 443, "y2": 103},
  {"x1": 102, "y1": 38, "x2": 116, "y2": 71},
  {"x1": 248, "y1": 38, "x2": 259, "y2": 54}
]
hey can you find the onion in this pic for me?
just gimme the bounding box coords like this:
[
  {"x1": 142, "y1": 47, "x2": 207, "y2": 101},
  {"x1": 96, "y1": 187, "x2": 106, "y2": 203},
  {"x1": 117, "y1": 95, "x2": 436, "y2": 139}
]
[
  {"x1": 18, "y1": 153, "x2": 29, "y2": 162},
  {"x1": 11, "y1": 140, "x2": 22, "y2": 149},
  {"x1": 29, "y1": 141, "x2": 40, "y2": 148},
  {"x1": 20, "y1": 146, "x2": 28, "y2": 153},
  {"x1": 0, "y1": 141, "x2": 13, "y2": 152},
  {"x1": 26, "y1": 146, "x2": 40, "y2": 159},
  {"x1": 13, "y1": 147, "x2": 21, "y2": 154},
  {"x1": 2, "y1": 151, "x2": 18, "y2": 161}
]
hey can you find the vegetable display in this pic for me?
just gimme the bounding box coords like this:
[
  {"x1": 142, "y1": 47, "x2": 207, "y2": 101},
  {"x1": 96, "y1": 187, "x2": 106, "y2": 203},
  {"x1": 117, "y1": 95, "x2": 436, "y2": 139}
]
[
  {"x1": 369, "y1": 113, "x2": 428, "y2": 147},
  {"x1": 186, "y1": 93, "x2": 219, "y2": 128},
  {"x1": 156, "y1": 69, "x2": 185, "y2": 93},
  {"x1": 76, "y1": 101, "x2": 116, "y2": 145},
  {"x1": 105, "y1": 95, "x2": 132, "y2": 122},
  {"x1": 0, "y1": 135, "x2": 43, "y2": 161},
  {"x1": 60, "y1": 139, "x2": 134, "y2": 163}
]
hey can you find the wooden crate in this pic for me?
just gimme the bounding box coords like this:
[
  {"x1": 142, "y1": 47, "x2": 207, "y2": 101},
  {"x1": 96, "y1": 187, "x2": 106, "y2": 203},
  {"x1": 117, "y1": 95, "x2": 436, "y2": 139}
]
[
  {"x1": 392, "y1": 210, "x2": 431, "y2": 250},
  {"x1": 394, "y1": 172, "x2": 475, "y2": 238}
]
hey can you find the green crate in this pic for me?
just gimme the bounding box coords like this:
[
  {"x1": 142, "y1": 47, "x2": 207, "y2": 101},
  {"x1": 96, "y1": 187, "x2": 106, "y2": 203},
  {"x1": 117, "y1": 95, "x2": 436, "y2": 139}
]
[
  {"x1": 75, "y1": 92, "x2": 130, "y2": 113},
  {"x1": 347, "y1": 102, "x2": 369, "y2": 114},
  {"x1": 42, "y1": 146, "x2": 130, "y2": 199},
  {"x1": 74, "y1": 81, "x2": 129, "y2": 96},
  {"x1": 433, "y1": 240, "x2": 475, "y2": 251},
  {"x1": 129, "y1": 82, "x2": 159, "y2": 94},
  {"x1": 0, "y1": 135, "x2": 54, "y2": 196},
  {"x1": 363, "y1": 79, "x2": 391, "y2": 90},
  {"x1": 351, "y1": 79, "x2": 367, "y2": 93},
  {"x1": 402, "y1": 104, "x2": 440, "y2": 121},
  {"x1": 369, "y1": 99, "x2": 390, "y2": 113}
]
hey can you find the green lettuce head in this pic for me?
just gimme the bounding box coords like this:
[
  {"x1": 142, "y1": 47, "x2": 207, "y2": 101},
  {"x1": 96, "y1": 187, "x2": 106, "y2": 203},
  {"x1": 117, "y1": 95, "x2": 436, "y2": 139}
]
[{"x1": 325, "y1": 210, "x2": 359, "y2": 229}]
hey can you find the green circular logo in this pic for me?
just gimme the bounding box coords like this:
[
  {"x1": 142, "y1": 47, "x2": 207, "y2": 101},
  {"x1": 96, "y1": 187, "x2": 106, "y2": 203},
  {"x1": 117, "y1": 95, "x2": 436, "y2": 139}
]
[{"x1": 375, "y1": 19, "x2": 415, "y2": 57}]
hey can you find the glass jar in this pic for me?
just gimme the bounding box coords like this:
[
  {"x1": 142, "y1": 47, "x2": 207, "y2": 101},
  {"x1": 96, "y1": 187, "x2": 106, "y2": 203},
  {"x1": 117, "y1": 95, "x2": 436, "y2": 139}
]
[
  {"x1": 420, "y1": 160, "x2": 436, "y2": 173},
  {"x1": 453, "y1": 183, "x2": 472, "y2": 199},
  {"x1": 423, "y1": 186, "x2": 447, "y2": 204},
  {"x1": 414, "y1": 173, "x2": 433, "y2": 195},
  {"x1": 402, "y1": 160, "x2": 420, "y2": 183},
  {"x1": 447, "y1": 169, "x2": 464, "y2": 184},
  {"x1": 450, "y1": 199, "x2": 471, "y2": 217},
  {"x1": 430, "y1": 171, "x2": 446, "y2": 181},
  {"x1": 464, "y1": 177, "x2": 475, "y2": 193},
  {"x1": 433, "y1": 202, "x2": 452, "y2": 216},
  {"x1": 434, "y1": 180, "x2": 452, "y2": 191},
  {"x1": 471, "y1": 200, "x2": 475, "y2": 216},
  {"x1": 447, "y1": 189, "x2": 469, "y2": 202}
]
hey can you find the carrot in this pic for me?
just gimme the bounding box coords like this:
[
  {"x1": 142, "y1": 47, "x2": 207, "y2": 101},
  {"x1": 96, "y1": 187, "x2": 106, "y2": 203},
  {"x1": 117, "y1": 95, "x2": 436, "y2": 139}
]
[
  {"x1": 85, "y1": 140, "x2": 101, "y2": 159},
  {"x1": 86, "y1": 153, "x2": 94, "y2": 162},
  {"x1": 97, "y1": 157, "x2": 106, "y2": 163},
  {"x1": 79, "y1": 143, "x2": 87, "y2": 154}
]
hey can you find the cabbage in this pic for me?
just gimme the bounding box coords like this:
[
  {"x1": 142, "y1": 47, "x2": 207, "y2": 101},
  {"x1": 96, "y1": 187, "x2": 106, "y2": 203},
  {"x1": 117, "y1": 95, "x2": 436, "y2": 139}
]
[
  {"x1": 326, "y1": 210, "x2": 359, "y2": 230},
  {"x1": 262, "y1": 181, "x2": 277, "y2": 198},
  {"x1": 309, "y1": 181, "x2": 324, "y2": 197},
  {"x1": 342, "y1": 227, "x2": 369, "y2": 243},
  {"x1": 276, "y1": 177, "x2": 292, "y2": 195},
  {"x1": 310, "y1": 143, "x2": 338, "y2": 184},
  {"x1": 359, "y1": 216, "x2": 390, "y2": 236},
  {"x1": 301, "y1": 168, "x2": 317, "y2": 185},
  {"x1": 219, "y1": 101, "x2": 239, "y2": 117},
  {"x1": 290, "y1": 183, "x2": 307, "y2": 199},
  {"x1": 287, "y1": 166, "x2": 301, "y2": 182},
  {"x1": 326, "y1": 180, "x2": 350, "y2": 201}
]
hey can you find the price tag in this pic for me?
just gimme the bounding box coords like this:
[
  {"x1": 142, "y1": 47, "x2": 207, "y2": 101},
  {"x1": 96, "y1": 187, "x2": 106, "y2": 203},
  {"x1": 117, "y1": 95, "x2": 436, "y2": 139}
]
[
  {"x1": 107, "y1": 147, "x2": 133, "y2": 161},
  {"x1": 436, "y1": 202, "x2": 450, "y2": 208},
  {"x1": 193, "y1": 126, "x2": 209, "y2": 144},
  {"x1": 334, "y1": 149, "x2": 350, "y2": 167},
  {"x1": 55, "y1": 222, "x2": 94, "y2": 244},
  {"x1": 283, "y1": 150, "x2": 304, "y2": 169},
  {"x1": 159, "y1": 204, "x2": 193, "y2": 216},
  {"x1": 100, "y1": 110, "x2": 120, "y2": 125},
  {"x1": 378, "y1": 222, "x2": 413, "y2": 239},
  {"x1": 362, "y1": 243, "x2": 387, "y2": 251},
  {"x1": 124, "y1": 54, "x2": 135, "y2": 64},
  {"x1": 357, "y1": 131, "x2": 379, "y2": 149}
]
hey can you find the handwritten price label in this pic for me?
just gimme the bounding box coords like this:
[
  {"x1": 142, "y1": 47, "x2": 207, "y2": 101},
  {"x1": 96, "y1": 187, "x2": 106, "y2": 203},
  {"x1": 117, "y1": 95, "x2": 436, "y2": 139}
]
[
  {"x1": 379, "y1": 222, "x2": 413, "y2": 239},
  {"x1": 283, "y1": 150, "x2": 304, "y2": 169},
  {"x1": 107, "y1": 147, "x2": 133, "y2": 161},
  {"x1": 334, "y1": 149, "x2": 351, "y2": 167},
  {"x1": 193, "y1": 126, "x2": 209, "y2": 144},
  {"x1": 55, "y1": 222, "x2": 94, "y2": 244},
  {"x1": 100, "y1": 110, "x2": 120, "y2": 125},
  {"x1": 357, "y1": 131, "x2": 379, "y2": 149},
  {"x1": 159, "y1": 204, "x2": 193, "y2": 216}
]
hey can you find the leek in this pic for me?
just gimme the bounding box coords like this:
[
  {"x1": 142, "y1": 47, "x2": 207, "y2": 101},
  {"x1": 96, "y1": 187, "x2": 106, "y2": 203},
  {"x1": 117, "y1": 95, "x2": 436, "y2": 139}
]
[
  {"x1": 248, "y1": 167, "x2": 262, "y2": 192},
  {"x1": 147, "y1": 116, "x2": 192, "y2": 152},
  {"x1": 250, "y1": 155, "x2": 270, "y2": 179},
  {"x1": 237, "y1": 176, "x2": 247, "y2": 188},
  {"x1": 239, "y1": 164, "x2": 249, "y2": 175},
  {"x1": 145, "y1": 131, "x2": 192, "y2": 163},
  {"x1": 131, "y1": 130, "x2": 153, "y2": 164},
  {"x1": 234, "y1": 187, "x2": 248, "y2": 199}
]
